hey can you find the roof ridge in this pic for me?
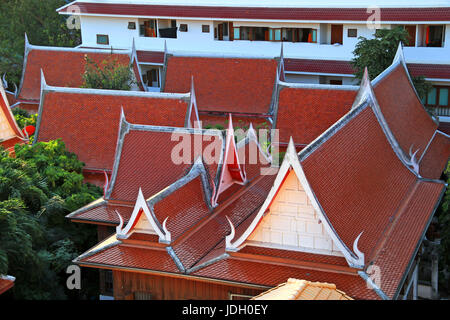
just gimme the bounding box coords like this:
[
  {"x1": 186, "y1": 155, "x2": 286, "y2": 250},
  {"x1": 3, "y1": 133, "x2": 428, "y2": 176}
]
[{"x1": 42, "y1": 83, "x2": 190, "y2": 99}]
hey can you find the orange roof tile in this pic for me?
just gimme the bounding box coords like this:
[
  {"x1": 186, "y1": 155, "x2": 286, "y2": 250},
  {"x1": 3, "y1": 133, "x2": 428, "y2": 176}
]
[
  {"x1": 35, "y1": 89, "x2": 190, "y2": 171},
  {"x1": 164, "y1": 56, "x2": 277, "y2": 114},
  {"x1": 18, "y1": 46, "x2": 135, "y2": 103},
  {"x1": 0, "y1": 276, "x2": 15, "y2": 295},
  {"x1": 275, "y1": 85, "x2": 356, "y2": 146},
  {"x1": 419, "y1": 131, "x2": 450, "y2": 180},
  {"x1": 373, "y1": 63, "x2": 438, "y2": 162},
  {"x1": 252, "y1": 278, "x2": 353, "y2": 300}
]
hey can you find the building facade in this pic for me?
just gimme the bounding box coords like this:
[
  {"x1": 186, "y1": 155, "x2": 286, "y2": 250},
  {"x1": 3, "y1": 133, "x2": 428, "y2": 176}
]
[{"x1": 58, "y1": 0, "x2": 450, "y2": 120}]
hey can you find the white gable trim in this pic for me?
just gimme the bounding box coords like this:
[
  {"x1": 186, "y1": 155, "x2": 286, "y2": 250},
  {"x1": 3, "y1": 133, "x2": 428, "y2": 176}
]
[
  {"x1": 116, "y1": 188, "x2": 170, "y2": 242},
  {"x1": 227, "y1": 138, "x2": 365, "y2": 268}
]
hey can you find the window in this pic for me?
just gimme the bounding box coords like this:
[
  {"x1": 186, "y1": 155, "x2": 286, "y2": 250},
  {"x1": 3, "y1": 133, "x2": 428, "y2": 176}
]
[
  {"x1": 171, "y1": 20, "x2": 177, "y2": 28},
  {"x1": 96, "y1": 34, "x2": 109, "y2": 45},
  {"x1": 425, "y1": 25, "x2": 445, "y2": 47},
  {"x1": 424, "y1": 86, "x2": 450, "y2": 107},
  {"x1": 143, "y1": 68, "x2": 160, "y2": 88},
  {"x1": 233, "y1": 27, "x2": 240, "y2": 40},
  {"x1": 134, "y1": 292, "x2": 152, "y2": 300},
  {"x1": 229, "y1": 293, "x2": 253, "y2": 300},
  {"x1": 128, "y1": 22, "x2": 136, "y2": 30},
  {"x1": 179, "y1": 24, "x2": 188, "y2": 32},
  {"x1": 223, "y1": 22, "x2": 229, "y2": 36},
  {"x1": 140, "y1": 19, "x2": 157, "y2": 37},
  {"x1": 202, "y1": 25, "x2": 210, "y2": 33},
  {"x1": 348, "y1": 28, "x2": 357, "y2": 38},
  {"x1": 329, "y1": 79, "x2": 343, "y2": 85}
]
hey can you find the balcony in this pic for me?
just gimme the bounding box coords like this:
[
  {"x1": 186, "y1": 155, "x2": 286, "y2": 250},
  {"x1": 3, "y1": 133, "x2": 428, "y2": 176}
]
[{"x1": 134, "y1": 37, "x2": 354, "y2": 60}]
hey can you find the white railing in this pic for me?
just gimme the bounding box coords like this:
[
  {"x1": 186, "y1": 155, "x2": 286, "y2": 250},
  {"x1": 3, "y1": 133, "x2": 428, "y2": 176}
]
[{"x1": 134, "y1": 36, "x2": 355, "y2": 60}]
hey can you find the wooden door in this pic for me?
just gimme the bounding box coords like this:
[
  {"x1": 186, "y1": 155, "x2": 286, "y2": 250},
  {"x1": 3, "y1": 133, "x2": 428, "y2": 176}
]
[
  {"x1": 405, "y1": 25, "x2": 416, "y2": 47},
  {"x1": 218, "y1": 24, "x2": 223, "y2": 40},
  {"x1": 331, "y1": 24, "x2": 343, "y2": 44}
]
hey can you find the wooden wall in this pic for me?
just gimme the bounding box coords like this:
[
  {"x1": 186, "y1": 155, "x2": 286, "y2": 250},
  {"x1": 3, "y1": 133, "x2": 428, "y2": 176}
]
[{"x1": 113, "y1": 270, "x2": 266, "y2": 300}]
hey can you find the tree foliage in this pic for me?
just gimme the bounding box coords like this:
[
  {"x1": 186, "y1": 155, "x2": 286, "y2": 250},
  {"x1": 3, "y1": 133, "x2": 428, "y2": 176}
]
[
  {"x1": 0, "y1": 0, "x2": 81, "y2": 87},
  {"x1": 82, "y1": 55, "x2": 135, "y2": 90},
  {"x1": 351, "y1": 27, "x2": 432, "y2": 100},
  {"x1": 438, "y1": 163, "x2": 450, "y2": 293},
  {"x1": 0, "y1": 139, "x2": 102, "y2": 299}
]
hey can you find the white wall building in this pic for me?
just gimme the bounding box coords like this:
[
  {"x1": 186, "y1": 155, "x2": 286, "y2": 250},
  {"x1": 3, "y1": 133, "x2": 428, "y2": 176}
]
[{"x1": 58, "y1": 0, "x2": 450, "y2": 117}]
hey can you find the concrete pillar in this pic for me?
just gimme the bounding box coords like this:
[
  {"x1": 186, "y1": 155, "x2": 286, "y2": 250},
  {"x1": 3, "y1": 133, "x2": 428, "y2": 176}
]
[{"x1": 431, "y1": 240, "x2": 440, "y2": 300}]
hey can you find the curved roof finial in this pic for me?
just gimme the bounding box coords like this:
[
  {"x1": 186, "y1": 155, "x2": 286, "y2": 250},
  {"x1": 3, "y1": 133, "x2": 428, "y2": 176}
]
[
  {"x1": 405, "y1": 145, "x2": 420, "y2": 174},
  {"x1": 115, "y1": 209, "x2": 125, "y2": 234},
  {"x1": 352, "y1": 231, "x2": 365, "y2": 267},
  {"x1": 2, "y1": 73, "x2": 7, "y2": 89},
  {"x1": 225, "y1": 216, "x2": 236, "y2": 249},
  {"x1": 162, "y1": 217, "x2": 171, "y2": 242}
]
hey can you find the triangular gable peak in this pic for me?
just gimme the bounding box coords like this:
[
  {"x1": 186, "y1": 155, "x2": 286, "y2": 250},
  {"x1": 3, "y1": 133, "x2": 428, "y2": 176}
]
[
  {"x1": 0, "y1": 80, "x2": 25, "y2": 146},
  {"x1": 278, "y1": 43, "x2": 286, "y2": 83},
  {"x1": 351, "y1": 67, "x2": 422, "y2": 177},
  {"x1": 131, "y1": 38, "x2": 146, "y2": 92},
  {"x1": 212, "y1": 115, "x2": 247, "y2": 206},
  {"x1": 226, "y1": 138, "x2": 365, "y2": 268},
  {"x1": 373, "y1": 42, "x2": 432, "y2": 116},
  {"x1": 187, "y1": 76, "x2": 201, "y2": 129},
  {"x1": 115, "y1": 187, "x2": 170, "y2": 242},
  {"x1": 116, "y1": 157, "x2": 214, "y2": 244},
  {"x1": 104, "y1": 112, "x2": 224, "y2": 202}
]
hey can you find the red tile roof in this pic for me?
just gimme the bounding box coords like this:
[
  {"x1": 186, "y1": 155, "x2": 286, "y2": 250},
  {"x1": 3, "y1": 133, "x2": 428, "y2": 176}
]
[
  {"x1": 275, "y1": 86, "x2": 356, "y2": 146},
  {"x1": 164, "y1": 56, "x2": 277, "y2": 114},
  {"x1": 18, "y1": 46, "x2": 135, "y2": 102},
  {"x1": 199, "y1": 114, "x2": 271, "y2": 131},
  {"x1": 439, "y1": 122, "x2": 450, "y2": 135},
  {"x1": 0, "y1": 276, "x2": 15, "y2": 295},
  {"x1": 369, "y1": 180, "x2": 444, "y2": 298},
  {"x1": 81, "y1": 244, "x2": 179, "y2": 273},
  {"x1": 68, "y1": 202, "x2": 134, "y2": 226},
  {"x1": 153, "y1": 175, "x2": 211, "y2": 240},
  {"x1": 1, "y1": 84, "x2": 25, "y2": 152},
  {"x1": 171, "y1": 173, "x2": 276, "y2": 270},
  {"x1": 285, "y1": 58, "x2": 450, "y2": 81},
  {"x1": 137, "y1": 51, "x2": 164, "y2": 64},
  {"x1": 239, "y1": 246, "x2": 349, "y2": 267},
  {"x1": 284, "y1": 59, "x2": 355, "y2": 75},
  {"x1": 408, "y1": 63, "x2": 450, "y2": 80},
  {"x1": 136, "y1": 52, "x2": 450, "y2": 81},
  {"x1": 192, "y1": 257, "x2": 379, "y2": 300},
  {"x1": 58, "y1": 3, "x2": 450, "y2": 22},
  {"x1": 108, "y1": 127, "x2": 222, "y2": 202},
  {"x1": 419, "y1": 131, "x2": 450, "y2": 180},
  {"x1": 373, "y1": 64, "x2": 438, "y2": 159},
  {"x1": 5, "y1": 91, "x2": 17, "y2": 106},
  {"x1": 36, "y1": 90, "x2": 189, "y2": 171},
  {"x1": 302, "y1": 107, "x2": 419, "y2": 260},
  {"x1": 300, "y1": 104, "x2": 445, "y2": 298}
]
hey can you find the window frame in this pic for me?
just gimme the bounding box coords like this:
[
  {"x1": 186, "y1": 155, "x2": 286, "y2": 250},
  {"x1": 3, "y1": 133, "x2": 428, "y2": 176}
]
[
  {"x1": 96, "y1": 34, "x2": 109, "y2": 45},
  {"x1": 424, "y1": 86, "x2": 450, "y2": 108},
  {"x1": 179, "y1": 24, "x2": 188, "y2": 32},
  {"x1": 202, "y1": 25, "x2": 210, "y2": 33}
]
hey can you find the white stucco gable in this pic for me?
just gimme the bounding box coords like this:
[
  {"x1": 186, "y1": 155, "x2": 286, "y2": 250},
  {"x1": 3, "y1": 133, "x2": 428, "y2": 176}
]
[
  {"x1": 227, "y1": 138, "x2": 365, "y2": 268},
  {"x1": 247, "y1": 169, "x2": 343, "y2": 256}
]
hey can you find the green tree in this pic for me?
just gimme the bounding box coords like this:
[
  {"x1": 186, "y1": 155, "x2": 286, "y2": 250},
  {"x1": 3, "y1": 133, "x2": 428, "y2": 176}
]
[
  {"x1": 0, "y1": 0, "x2": 81, "y2": 87},
  {"x1": 351, "y1": 27, "x2": 432, "y2": 100},
  {"x1": 82, "y1": 55, "x2": 135, "y2": 90},
  {"x1": 0, "y1": 140, "x2": 102, "y2": 299},
  {"x1": 438, "y1": 163, "x2": 450, "y2": 294}
]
